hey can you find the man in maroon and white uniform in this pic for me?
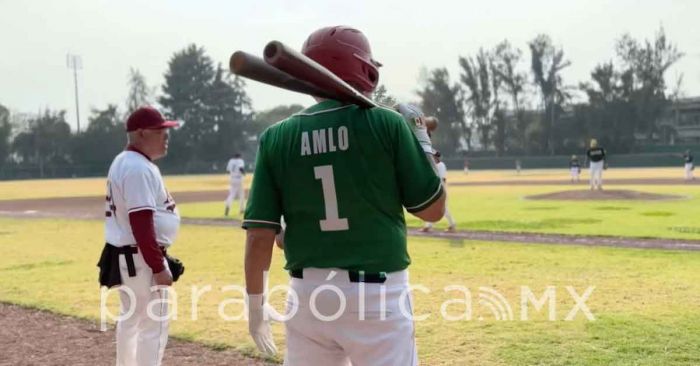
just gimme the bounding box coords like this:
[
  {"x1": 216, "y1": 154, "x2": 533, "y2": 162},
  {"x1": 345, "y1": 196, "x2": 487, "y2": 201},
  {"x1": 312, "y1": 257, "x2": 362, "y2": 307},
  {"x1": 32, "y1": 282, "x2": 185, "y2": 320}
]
[{"x1": 102, "y1": 106, "x2": 180, "y2": 366}]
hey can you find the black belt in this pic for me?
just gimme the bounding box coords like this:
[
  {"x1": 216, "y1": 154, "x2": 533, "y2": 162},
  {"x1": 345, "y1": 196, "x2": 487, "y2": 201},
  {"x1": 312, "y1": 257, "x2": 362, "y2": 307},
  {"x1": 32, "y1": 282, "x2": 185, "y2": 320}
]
[
  {"x1": 289, "y1": 269, "x2": 387, "y2": 284},
  {"x1": 113, "y1": 245, "x2": 138, "y2": 277}
]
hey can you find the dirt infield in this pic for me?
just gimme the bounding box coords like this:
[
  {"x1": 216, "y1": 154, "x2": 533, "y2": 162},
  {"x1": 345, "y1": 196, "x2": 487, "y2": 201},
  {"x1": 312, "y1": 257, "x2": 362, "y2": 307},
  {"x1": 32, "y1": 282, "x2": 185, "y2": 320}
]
[
  {"x1": 0, "y1": 190, "x2": 229, "y2": 220},
  {"x1": 525, "y1": 189, "x2": 686, "y2": 201},
  {"x1": 0, "y1": 303, "x2": 271, "y2": 366},
  {"x1": 451, "y1": 177, "x2": 700, "y2": 186}
]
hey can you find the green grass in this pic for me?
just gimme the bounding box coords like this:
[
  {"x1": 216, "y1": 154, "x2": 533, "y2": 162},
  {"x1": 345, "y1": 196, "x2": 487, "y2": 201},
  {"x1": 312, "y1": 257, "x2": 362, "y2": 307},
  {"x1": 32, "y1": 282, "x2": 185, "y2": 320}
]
[
  {"x1": 177, "y1": 184, "x2": 700, "y2": 240},
  {"x1": 1, "y1": 217, "x2": 699, "y2": 365},
  {"x1": 0, "y1": 174, "x2": 241, "y2": 200}
]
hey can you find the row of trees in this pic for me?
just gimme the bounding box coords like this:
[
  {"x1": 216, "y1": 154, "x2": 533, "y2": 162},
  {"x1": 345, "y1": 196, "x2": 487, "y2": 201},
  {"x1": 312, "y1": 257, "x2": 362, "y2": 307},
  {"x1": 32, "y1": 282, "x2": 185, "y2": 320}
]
[
  {"x1": 417, "y1": 27, "x2": 683, "y2": 156},
  {"x1": 0, "y1": 27, "x2": 688, "y2": 178},
  {"x1": 0, "y1": 45, "x2": 271, "y2": 177}
]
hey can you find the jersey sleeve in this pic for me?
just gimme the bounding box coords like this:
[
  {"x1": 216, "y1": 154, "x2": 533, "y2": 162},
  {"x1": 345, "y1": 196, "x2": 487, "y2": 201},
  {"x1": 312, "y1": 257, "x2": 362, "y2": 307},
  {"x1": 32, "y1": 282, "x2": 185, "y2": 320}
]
[
  {"x1": 390, "y1": 113, "x2": 443, "y2": 213},
  {"x1": 122, "y1": 165, "x2": 158, "y2": 213},
  {"x1": 242, "y1": 132, "x2": 283, "y2": 232}
]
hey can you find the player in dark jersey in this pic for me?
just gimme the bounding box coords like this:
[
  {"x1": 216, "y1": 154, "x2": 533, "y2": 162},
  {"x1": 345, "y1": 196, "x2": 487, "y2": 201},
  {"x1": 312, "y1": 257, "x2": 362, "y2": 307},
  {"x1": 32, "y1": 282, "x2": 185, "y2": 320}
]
[
  {"x1": 242, "y1": 26, "x2": 445, "y2": 365},
  {"x1": 586, "y1": 139, "x2": 606, "y2": 190}
]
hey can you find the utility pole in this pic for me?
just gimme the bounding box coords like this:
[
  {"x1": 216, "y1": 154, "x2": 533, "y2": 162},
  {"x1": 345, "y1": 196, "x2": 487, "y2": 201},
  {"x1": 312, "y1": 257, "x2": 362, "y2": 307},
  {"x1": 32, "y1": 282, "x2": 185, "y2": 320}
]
[{"x1": 66, "y1": 54, "x2": 82, "y2": 133}]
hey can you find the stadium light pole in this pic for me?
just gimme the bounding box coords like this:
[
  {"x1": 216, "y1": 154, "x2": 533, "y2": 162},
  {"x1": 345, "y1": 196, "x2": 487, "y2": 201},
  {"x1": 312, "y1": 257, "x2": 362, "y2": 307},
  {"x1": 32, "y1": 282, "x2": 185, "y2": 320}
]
[{"x1": 66, "y1": 54, "x2": 82, "y2": 133}]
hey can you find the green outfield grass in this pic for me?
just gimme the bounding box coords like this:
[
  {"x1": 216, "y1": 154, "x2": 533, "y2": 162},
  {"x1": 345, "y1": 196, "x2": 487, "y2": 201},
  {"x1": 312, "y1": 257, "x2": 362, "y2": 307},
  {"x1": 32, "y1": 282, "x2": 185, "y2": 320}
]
[
  {"x1": 177, "y1": 184, "x2": 700, "y2": 240},
  {"x1": 0, "y1": 174, "x2": 244, "y2": 200},
  {"x1": 1, "y1": 217, "x2": 699, "y2": 365}
]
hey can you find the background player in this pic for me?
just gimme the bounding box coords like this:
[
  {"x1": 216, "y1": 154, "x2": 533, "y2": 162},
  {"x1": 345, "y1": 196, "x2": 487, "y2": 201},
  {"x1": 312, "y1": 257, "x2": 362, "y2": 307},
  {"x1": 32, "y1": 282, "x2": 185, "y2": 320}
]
[
  {"x1": 569, "y1": 154, "x2": 581, "y2": 182},
  {"x1": 224, "y1": 152, "x2": 245, "y2": 216},
  {"x1": 585, "y1": 139, "x2": 606, "y2": 190},
  {"x1": 683, "y1": 149, "x2": 694, "y2": 181},
  {"x1": 422, "y1": 150, "x2": 456, "y2": 232}
]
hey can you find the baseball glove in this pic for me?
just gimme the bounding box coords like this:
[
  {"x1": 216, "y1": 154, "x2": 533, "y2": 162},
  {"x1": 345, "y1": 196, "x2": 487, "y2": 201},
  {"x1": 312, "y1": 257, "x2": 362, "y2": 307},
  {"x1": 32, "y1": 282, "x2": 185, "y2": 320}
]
[{"x1": 166, "y1": 254, "x2": 185, "y2": 282}]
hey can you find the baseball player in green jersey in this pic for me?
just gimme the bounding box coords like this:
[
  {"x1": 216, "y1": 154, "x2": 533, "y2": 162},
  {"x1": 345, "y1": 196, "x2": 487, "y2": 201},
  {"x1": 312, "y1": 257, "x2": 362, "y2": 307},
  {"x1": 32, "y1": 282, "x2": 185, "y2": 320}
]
[{"x1": 242, "y1": 26, "x2": 445, "y2": 365}]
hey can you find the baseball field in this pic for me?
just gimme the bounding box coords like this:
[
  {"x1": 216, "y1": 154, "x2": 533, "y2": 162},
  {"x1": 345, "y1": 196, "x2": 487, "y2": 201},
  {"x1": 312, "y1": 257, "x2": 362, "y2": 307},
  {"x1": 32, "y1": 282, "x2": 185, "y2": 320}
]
[{"x1": 1, "y1": 167, "x2": 699, "y2": 365}]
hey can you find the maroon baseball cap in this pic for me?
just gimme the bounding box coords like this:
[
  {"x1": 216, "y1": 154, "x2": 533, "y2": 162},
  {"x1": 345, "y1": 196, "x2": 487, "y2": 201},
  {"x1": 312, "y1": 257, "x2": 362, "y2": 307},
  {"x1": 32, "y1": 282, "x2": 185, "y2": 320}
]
[{"x1": 126, "y1": 106, "x2": 179, "y2": 132}]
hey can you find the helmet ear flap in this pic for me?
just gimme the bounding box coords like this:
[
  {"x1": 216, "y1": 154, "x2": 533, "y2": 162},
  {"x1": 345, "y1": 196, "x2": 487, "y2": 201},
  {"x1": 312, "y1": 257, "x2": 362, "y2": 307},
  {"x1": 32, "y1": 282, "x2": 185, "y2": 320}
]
[{"x1": 363, "y1": 63, "x2": 378, "y2": 84}]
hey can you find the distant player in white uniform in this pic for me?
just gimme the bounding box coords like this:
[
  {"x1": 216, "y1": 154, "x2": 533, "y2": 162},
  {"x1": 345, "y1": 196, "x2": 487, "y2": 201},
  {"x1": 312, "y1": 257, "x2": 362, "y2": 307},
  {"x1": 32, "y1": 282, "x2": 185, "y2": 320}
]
[
  {"x1": 422, "y1": 150, "x2": 456, "y2": 233},
  {"x1": 98, "y1": 106, "x2": 181, "y2": 366},
  {"x1": 586, "y1": 139, "x2": 606, "y2": 190},
  {"x1": 683, "y1": 149, "x2": 694, "y2": 181},
  {"x1": 224, "y1": 153, "x2": 246, "y2": 216},
  {"x1": 569, "y1": 155, "x2": 581, "y2": 182}
]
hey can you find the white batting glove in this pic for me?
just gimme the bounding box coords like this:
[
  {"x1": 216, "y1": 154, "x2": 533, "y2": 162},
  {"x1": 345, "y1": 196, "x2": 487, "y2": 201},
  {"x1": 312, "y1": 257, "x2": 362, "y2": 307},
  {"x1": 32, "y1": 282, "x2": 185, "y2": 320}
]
[
  {"x1": 395, "y1": 103, "x2": 433, "y2": 154},
  {"x1": 246, "y1": 293, "x2": 278, "y2": 357}
]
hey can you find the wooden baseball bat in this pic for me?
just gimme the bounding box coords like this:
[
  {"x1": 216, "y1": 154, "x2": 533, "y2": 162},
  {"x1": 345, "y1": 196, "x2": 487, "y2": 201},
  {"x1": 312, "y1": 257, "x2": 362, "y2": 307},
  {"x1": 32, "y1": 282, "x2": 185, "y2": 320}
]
[
  {"x1": 263, "y1": 41, "x2": 377, "y2": 109},
  {"x1": 229, "y1": 51, "x2": 343, "y2": 101}
]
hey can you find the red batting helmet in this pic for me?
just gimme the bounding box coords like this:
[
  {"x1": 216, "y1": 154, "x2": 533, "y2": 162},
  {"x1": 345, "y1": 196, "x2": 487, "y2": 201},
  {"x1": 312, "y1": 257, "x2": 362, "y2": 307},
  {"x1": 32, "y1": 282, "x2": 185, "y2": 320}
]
[{"x1": 302, "y1": 26, "x2": 382, "y2": 93}]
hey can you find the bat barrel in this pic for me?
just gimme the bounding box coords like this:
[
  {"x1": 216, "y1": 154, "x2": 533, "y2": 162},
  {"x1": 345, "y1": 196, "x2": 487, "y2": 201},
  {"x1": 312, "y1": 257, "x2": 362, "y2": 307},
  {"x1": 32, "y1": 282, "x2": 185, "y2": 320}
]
[
  {"x1": 264, "y1": 41, "x2": 377, "y2": 109},
  {"x1": 263, "y1": 42, "x2": 282, "y2": 64},
  {"x1": 229, "y1": 50, "x2": 338, "y2": 100}
]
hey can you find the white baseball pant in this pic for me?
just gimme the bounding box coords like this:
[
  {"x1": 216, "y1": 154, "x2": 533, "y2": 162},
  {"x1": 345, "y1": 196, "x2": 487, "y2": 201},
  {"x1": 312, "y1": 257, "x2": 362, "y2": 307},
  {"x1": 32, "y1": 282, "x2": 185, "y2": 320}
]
[
  {"x1": 570, "y1": 167, "x2": 580, "y2": 182},
  {"x1": 283, "y1": 268, "x2": 418, "y2": 366},
  {"x1": 116, "y1": 250, "x2": 169, "y2": 366},
  {"x1": 684, "y1": 163, "x2": 693, "y2": 180},
  {"x1": 225, "y1": 178, "x2": 245, "y2": 213},
  {"x1": 589, "y1": 161, "x2": 604, "y2": 189}
]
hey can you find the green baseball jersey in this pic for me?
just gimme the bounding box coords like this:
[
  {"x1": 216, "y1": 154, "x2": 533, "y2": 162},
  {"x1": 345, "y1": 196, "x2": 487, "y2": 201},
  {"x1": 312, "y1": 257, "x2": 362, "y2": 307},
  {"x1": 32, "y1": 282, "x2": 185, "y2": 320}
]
[{"x1": 242, "y1": 100, "x2": 442, "y2": 273}]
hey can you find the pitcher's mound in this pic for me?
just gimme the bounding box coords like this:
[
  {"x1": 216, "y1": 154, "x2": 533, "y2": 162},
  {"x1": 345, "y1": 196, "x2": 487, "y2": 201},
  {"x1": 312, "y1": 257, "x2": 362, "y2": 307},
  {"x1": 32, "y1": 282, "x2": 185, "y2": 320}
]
[{"x1": 526, "y1": 189, "x2": 685, "y2": 201}]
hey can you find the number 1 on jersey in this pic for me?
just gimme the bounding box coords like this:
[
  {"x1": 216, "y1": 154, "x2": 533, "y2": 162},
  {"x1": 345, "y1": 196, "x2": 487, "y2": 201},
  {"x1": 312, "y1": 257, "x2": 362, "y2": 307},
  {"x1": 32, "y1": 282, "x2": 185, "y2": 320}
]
[{"x1": 314, "y1": 165, "x2": 349, "y2": 231}]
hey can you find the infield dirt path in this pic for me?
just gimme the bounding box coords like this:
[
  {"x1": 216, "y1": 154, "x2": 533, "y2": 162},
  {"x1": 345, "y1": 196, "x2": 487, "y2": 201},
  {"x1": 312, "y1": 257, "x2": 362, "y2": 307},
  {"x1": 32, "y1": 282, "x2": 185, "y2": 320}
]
[{"x1": 0, "y1": 303, "x2": 272, "y2": 366}]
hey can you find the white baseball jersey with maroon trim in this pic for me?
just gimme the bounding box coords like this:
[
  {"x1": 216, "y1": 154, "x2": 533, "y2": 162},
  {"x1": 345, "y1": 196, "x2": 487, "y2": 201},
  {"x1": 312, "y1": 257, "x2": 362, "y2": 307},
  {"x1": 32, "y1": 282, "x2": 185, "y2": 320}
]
[{"x1": 105, "y1": 150, "x2": 180, "y2": 247}]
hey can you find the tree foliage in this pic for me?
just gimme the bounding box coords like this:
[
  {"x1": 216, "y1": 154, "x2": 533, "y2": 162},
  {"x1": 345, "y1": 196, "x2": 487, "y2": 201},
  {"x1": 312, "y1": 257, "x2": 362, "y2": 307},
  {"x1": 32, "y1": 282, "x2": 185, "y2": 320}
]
[
  {"x1": 529, "y1": 34, "x2": 571, "y2": 154},
  {"x1": 459, "y1": 49, "x2": 502, "y2": 153},
  {"x1": 71, "y1": 105, "x2": 125, "y2": 165},
  {"x1": 372, "y1": 85, "x2": 398, "y2": 107},
  {"x1": 126, "y1": 68, "x2": 154, "y2": 114},
  {"x1": 11, "y1": 109, "x2": 72, "y2": 177},
  {"x1": 0, "y1": 28, "x2": 690, "y2": 179},
  {"x1": 615, "y1": 27, "x2": 683, "y2": 141},
  {"x1": 0, "y1": 104, "x2": 11, "y2": 165},
  {"x1": 159, "y1": 45, "x2": 253, "y2": 167},
  {"x1": 418, "y1": 68, "x2": 466, "y2": 155},
  {"x1": 251, "y1": 104, "x2": 305, "y2": 139}
]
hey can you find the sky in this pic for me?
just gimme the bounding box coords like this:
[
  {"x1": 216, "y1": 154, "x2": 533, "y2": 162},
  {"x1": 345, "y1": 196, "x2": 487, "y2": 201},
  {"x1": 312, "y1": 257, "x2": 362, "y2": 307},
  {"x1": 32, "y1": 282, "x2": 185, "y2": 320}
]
[{"x1": 1, "y1": 0, "x2": 699, "y2": 132}]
